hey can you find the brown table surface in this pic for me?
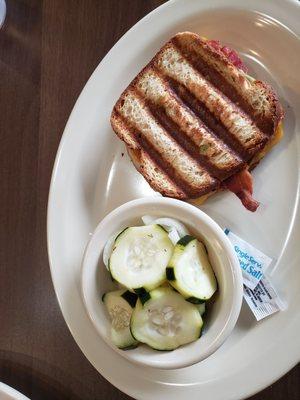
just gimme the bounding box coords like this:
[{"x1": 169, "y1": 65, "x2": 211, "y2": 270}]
[{"x1": 0, "y1": 0, "x2": 299, "y2": 399}]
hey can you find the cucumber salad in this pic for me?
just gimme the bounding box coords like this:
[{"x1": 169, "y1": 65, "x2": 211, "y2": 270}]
[{"x1": 102, "y1": 216, "x2": 218, "y2": 351}]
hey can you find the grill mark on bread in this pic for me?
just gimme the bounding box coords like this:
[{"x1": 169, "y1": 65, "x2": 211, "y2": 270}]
[
  {"x1": 172, "y1": 36, "x2": 270, "y2": 135},
  {"x1": 111, "y1": 110, "x2": 188, "y2": 198},
  {"x1": 145, "y1": 102, "x2": 234, "y2": 180},
  {"x1": 114, "y1": 91, "x2": 219, "y2": 196},
  {"x1": 134, "y1": 130, "x2": 208, "y2": 198},
  {"x1": 167, "y1": 78, "x2": 267, "y2": 161},
  {"x1": 155, "y1": 44, "x2": 268, "y2": 153},
  {"x1": 130, "y1": 148, "x2": 188, "y2": 199},
  {"x1": 172, "y1": 33, "x2": 283, "y2": 136},
  {"x1": 135, "y1": 68, "x2": 245, "y2": 180}
]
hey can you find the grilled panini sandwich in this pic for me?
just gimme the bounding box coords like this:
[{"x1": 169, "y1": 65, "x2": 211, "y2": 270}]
[{"x1": 111, "y1": 32, "x2": 284, "y2": 211}]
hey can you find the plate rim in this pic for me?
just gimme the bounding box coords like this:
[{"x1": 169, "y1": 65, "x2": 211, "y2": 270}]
[
  {"x1": 0, "y1": 382, "x2": 30, "y2": 400},
  {"x1": 47, "y1": 0, "x2": 300, "y2": 399}
]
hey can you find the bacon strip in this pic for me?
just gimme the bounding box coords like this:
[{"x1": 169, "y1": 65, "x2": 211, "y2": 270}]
[{"x1": 223, "y1": 169, "x2": 259, "y2": 212}]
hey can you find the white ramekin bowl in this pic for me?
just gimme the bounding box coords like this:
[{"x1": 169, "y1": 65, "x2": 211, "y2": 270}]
[{"x1": 81, "y1": 197, "x2": 243, "y2": 369}]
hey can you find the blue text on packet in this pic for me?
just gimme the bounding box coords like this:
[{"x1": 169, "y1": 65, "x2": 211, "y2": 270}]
[
  {"x1": 234, "y1": 244, "x2": 263, "y2": 279},
  {"x1": 224, "y1": 228, "x2": 273, "y2": 289},
  {"x1": 224, "y1": 228, "x2": 266, "y2": 283}
]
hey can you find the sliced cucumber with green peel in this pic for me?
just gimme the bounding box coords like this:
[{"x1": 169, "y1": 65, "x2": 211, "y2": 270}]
[
  {"x1": 109, "y1": 225, "x2": 174, "y2": 291},
  {"x1": 167, "y1": 236, "x2": 217, "y2": 301},
  {"x1": 133, "y1": 287, "x2": 151, "y2": 305},
  {"x1": 103, "y1": 290, "x2": 138, "y2": 349},
  {"x1": 130, "y1": 287, "x2": 203, "y2": 350}
]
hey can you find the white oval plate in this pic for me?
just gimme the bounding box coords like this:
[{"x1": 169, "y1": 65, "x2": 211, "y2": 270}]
[
  {"x1": 47, "y1": 0, "x2": 300, "y2": 399},
  {"x1": 0, "y1": 383, "x2": 30, "y2": 400}
]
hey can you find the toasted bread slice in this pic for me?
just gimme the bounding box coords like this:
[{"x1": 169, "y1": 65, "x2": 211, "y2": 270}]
[{"x1": 110, "y1": 32, "x2": 283, "y2": 206}]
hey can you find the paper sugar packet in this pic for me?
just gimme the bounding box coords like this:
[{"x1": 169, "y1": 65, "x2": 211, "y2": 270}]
[
  {"x1": 225, "y1": 228, "x2": 285, "y2": 321},
  {"x1": 243, "y1": 277, "x2": 286, "y2": 321},
  {"x1": 224, "y1": 228, "x2": 272, "y2": 290}
]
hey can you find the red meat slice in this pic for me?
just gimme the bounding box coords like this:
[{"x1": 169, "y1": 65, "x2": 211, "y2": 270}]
[{"x1": 224, "y1": 169, "x2": 259, "y2": 212}]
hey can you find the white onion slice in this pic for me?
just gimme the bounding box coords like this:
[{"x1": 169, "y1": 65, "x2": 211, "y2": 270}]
[
  {"x1": 142, "y1": 215, "x2": 190, "y2": 244},
  {"x1": 103, "y1": 230, "x2": 122, "y2": 270},
  {"x1": 154, "y1": 218, "x2": 189, "y2": 238},
  {"x1": 167, "y1": 227, "x2": 181, "y2": 245},
  {"x1": 141, "y1": 215, "x2": 156, "y2": 225}
]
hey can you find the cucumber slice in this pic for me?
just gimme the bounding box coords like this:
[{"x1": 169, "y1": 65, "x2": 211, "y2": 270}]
[
  {"x1": 167, "y1": 236, "x2": 217, "y2": 301},
  {"x1": 103, "y1": 290, "x2": 138, "y2": 349},
  {"x1": 130, "y1": 287, "x2": 203, "y2": 350},
  {"x1": 109, "y1": 225, "x2": 174, "y2": 291}
]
